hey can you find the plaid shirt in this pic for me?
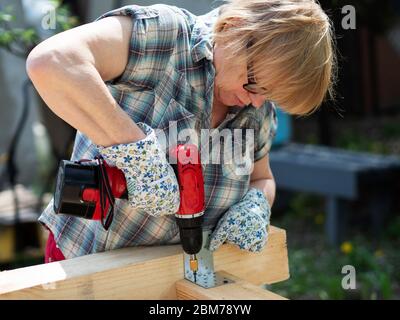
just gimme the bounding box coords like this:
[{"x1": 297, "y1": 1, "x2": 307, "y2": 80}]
[{"x1": 38, "y1": 4, "x2": 278, "y2": 259}]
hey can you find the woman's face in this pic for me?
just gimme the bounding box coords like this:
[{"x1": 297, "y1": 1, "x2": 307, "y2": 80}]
[{"x1": 213, "y1": 42, "x2": 267, "y2": 109}]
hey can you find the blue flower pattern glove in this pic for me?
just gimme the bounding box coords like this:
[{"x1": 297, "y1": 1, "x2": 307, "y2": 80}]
[
  {"x1": 97, "y1": 122, "x2": 180, "y2": 217},
  {"x1": 208, "y1": 188, "x2": 271, "y2": 252}
]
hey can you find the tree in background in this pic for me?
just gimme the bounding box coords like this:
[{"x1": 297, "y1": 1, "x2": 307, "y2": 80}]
[
  {"x1": 0, "y1": 0, "x2": 79, "y2": 203},
  {"x1": 0, "y1": 0, "x2": 79, "y2": 57}
]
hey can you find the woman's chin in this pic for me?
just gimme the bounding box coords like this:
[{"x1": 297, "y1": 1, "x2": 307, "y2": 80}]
[
  {"x1": 220, "y1": 96, "x2": 244, "y2": 107},
  {"x1": 232, "y1": 98, "x2": 246, "y2": 107},
  {"x1": 215, "y1": 89, "x2": 244, "y2": 107}
]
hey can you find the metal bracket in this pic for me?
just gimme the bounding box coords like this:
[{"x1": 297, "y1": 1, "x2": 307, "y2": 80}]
[{"x1": 183, "y1": 230, "x2": 235, "y2": 289}]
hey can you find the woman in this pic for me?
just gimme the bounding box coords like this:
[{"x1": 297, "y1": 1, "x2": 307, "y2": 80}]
[{"x1": 26, "y1": 0, "x2": 336, "y2": 261}]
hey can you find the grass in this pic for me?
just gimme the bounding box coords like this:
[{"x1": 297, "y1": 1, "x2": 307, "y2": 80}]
[
  {"x1": 336, "y1": 130, "x2": 392, "y2": 154},
  {"x1": 295, "y1": 115, "x2": 400, "y2": 156},
  {"x1": 279, "y1": 115, "x2": 400, "y2": 299},
  {"x1": 266, "y1": 193, "x2": 400, "y2": 300}
]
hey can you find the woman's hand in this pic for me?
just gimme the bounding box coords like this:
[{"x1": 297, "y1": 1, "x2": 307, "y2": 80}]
[
  {"x1": 208, "y1": 188, "x2": 271, "y2": 252},
  {"x1": 97, "y1": 123, "x2": 180, "y2": 216}
]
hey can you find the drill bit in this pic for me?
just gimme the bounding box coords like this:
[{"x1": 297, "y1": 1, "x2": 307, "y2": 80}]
[{"x1": 189, "y1": 254, "x2": 198, "y2": 283}]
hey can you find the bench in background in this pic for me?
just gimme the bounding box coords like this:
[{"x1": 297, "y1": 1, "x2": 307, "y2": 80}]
[{"x1": 270, "y1": 143, "x2": 400, "y2": 245}]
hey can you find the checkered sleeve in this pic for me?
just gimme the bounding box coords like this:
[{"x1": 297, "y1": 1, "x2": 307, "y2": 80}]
[{"x1": 95, "y1": 4, "x2": 191, "y2": 86}]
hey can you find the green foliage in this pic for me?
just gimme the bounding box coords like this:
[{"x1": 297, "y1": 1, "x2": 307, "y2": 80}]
[
  {"x1": 336, "y1": 130, "x2": 391, "y2": 155},
  {"x1": 268, "y1": 238, "x2": 398, "y2": 299},
  {"x1": 0, "y1": 0, "x2": 79, "y2": 57},
  {"x1": 382, "y1": 123, "x2": 400, "y2": 139},
  {"x1": 53, "y1": 2, "x2": 79, "y2": 32},
  {"x1": 332, "y1": 116, "x2": 400, "y2": 156},
  {"x1": 386, "y1": 215, "x2": 400, "y2": 239},
  {"x1": 269, "y1": 198, "x2": 399, "y2": 300}
]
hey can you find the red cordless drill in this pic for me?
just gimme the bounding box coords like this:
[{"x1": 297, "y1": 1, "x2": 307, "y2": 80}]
[
  {"x1": 53, "y1": 144, "x2": 205, "y2": 279},
  {"x1": 170, "y1": 144, "x2": 205, "y2": 281}
]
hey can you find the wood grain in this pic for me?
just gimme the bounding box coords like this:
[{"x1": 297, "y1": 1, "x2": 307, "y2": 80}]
[
  {"x1": 0, "y1": 226, "x2": 289, "y2": 299},
  {"x1": 176, "y1": 271, "x2": 287, "y2": 300}
]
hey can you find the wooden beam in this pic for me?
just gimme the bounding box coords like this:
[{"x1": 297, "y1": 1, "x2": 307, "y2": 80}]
[
  {"x1": 176, "y1": 271, "x2": 287, "y2": 300},
  {"x1": 0, "y1": 226, "x2": 289, "y2": 299}
]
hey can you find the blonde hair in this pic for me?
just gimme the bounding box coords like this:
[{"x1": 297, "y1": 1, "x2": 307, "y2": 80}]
[{"x1": 212, "y1": 0, "x2": 337, "y2": 115}]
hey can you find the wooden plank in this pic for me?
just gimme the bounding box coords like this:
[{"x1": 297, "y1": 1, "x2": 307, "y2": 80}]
[
  {"x1": 176, "y1": 271, "x2": 287, "y2": 300},
  {"x1": 0, "y1": 226, "x2": 289, "y2": 300}
]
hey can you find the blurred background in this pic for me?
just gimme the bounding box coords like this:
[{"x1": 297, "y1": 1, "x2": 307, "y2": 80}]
[{"x1": 0, "y1": 0, "x2": 399, "y2": 300}]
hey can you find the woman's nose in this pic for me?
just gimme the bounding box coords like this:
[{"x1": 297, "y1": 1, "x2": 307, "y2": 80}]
[
  {"x1": 238, "y1": 88, "x2": 266, "y2": 108},
  {"x1": 248, "y1": 92, "x2": 266, "y2": 108}
]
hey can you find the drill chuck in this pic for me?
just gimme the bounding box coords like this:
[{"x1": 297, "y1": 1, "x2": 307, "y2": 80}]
[{"x1": 175, "y1": 215, "x2": 204, "y2": 254}]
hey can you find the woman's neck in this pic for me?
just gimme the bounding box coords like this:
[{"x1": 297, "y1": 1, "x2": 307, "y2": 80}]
[{"x1": 211, "y1": 100, "x2": 229, "y2": 128}]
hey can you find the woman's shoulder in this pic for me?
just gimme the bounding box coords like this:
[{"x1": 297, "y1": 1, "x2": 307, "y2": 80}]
[
  {"x1": 255, "y1": 101, "x2": 278, "y2": 138},
  {"x1": 257, "y1": 101, "x2": 277, "y2": 123},
  {"x1": 96, "y1": 4, "x2": 196, "y2": 32}
]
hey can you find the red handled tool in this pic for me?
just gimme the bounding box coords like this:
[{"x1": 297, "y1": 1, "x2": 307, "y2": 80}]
[
  {"x1": 170, "y1": 144, "x2": 205, "y2": 281},
  {"x1": 53, "y1": 144, "x2": 205, "y2": 280}
]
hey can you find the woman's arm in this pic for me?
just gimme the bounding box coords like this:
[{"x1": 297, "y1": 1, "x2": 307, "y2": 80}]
[
  {"x1": 26, "y1": 16, "x2": 145, "y2": 147},
  {"x1": 249, "y1": 154, "x2": 276, "y2": 207}
]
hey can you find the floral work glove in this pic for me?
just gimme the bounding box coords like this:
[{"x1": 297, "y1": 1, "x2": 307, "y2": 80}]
[
  {"x1": 97, "y1": 122, "x2": 180, "y2": 217},
  {"x1": 208, "y1": 188, "x2": 271, "y2": 252}
]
